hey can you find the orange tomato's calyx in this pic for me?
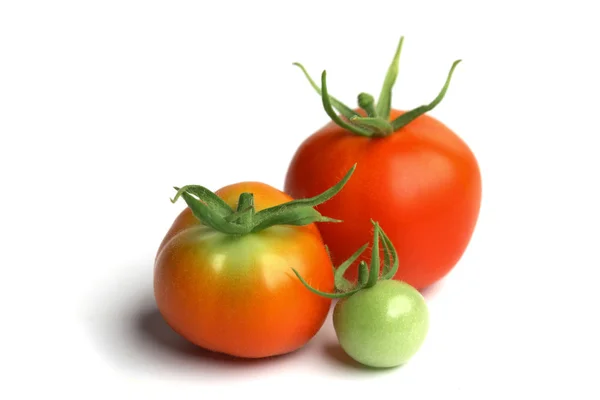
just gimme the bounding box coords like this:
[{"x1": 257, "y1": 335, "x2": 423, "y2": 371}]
[
  {"x1": 292, "y1": 220, "x2": 401, "y2": 299},
  {"x1": 170, "y1": 164, "x2": 357, "y2": 236},
  {"x1": 233, "y1": 192, "x2": 255, "y2": 225},
  {"x1": 293, "y1": 36, "x2": 461, "y2": 138}
]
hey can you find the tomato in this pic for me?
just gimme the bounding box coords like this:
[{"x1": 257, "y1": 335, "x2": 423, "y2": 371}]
[
  {"x1": 333, "y1": 280, "x2": 429, "y2": 368},
  {"x1": 294, "y1": 220, "x2": 429, "y2": 368},
  {"x1": 154, "y1": 167, "x2": 354, "y2": 358},
  {"x1": 285, "y1": 37, "x2": 481, "y2": 290}
]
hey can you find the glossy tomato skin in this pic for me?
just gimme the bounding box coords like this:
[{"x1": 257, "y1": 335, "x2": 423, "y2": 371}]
[
  {"x1": 154, "y1": 182, "x2": 334, "y2": 358},
  {"x1": 333, "y1": 280, "x2": 429, "y2": 368},
  {"x1": 285, "y1": 109, "x2": 481, "y2": 289}
]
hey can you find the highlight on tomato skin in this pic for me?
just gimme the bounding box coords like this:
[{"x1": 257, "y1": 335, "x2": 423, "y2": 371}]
[
  {"x1": 285, "y1": 36, "x2": 481, "y2": 290},
  {"x1": 153, "y1": 165, "x2": 356, "y2": 359}
]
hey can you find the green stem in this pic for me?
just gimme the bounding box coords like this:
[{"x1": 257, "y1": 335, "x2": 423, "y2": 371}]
[
  {"x1": 293, "y1": 62, "x2": 359, "y2": 120},
  {"x1": 277, "y1": 163, "x2": 356, "y2": 208},
  {"x1": 357, "y1": 261, "x2": 369, "y2": 286},
  {"x1": 381, "y1": 229, "x2": 392, "y2": 276},
  {"x1": 292, "y1": 268, "x2": 364, "y2": 299},
  {"x1": 358, "y1": 93, "x2": 377, "y2": 117},
  {"x1": 365, "y1": 221, "x2": 381, "y2": 288},
  {"x1": 172, "y1": 185, "x2": 234, "y2": 217},
  {"x1": 376, "y1": 36, "x2": 404, "y2": 119},
  {"x1": 320, "y1": 71, "x2": 373, "y2": 137},
  {"x1": 293, "y1": 220, "x2": 401, "y2": 299},
  {"x1": 178, "y1": 191, "x2": 248, "y2": 235},
  {"x1": 172, "y1": 164, "x2": 356, "y2": 236},
  {"x1": 294, "y1": 37, "x2": 461, "y2": 139},
  {"x1": 334, "y1": 243, "x2": 369, "y2": 291},
  {"x1": 390, "y1": 60, "x2": 461, "y2": 130},
  {"x1": 224, "y1": 206, "x2": 253, "y2": 223},
  {"x1": 380, "y1": 226, "x2": 400, "y2": 280},
  {"x1": 349, "y1": 116, "x2": 393, "y2": 136},
  {"x1": 250, "y1": 163, "x2": 355, "y2": 233},
  {"x1": 235, "y1": 193, "x2": 254, "y2": 225}
]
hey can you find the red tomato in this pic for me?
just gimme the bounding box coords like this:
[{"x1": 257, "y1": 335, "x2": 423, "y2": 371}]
[
  {"x1": 285, "y1": 40, "x2": 481, "y2": 289},
  {"x1": 154, "y1": 182, "x2": 334, "y2": 358},
  {"x1": 285, "y1": 110, "x2": 481, "y2": 289}
]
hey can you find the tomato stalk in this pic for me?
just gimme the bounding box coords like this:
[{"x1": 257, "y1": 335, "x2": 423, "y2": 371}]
[
  {"x1": 357, "y1": 93, "x2": 377, "y2": 117},
  {"x1": 234, "y1": 192, "x2": 255, "y2": 225},
  {"x1": 171, "y1": 164, "x2": 356, "y2": 235},
  {"x1": 293, "y1": 36, "x2": 461, "y2": 137},
  {"x1": 292, "y1": 220, "x2": 401, "y2": 298}
]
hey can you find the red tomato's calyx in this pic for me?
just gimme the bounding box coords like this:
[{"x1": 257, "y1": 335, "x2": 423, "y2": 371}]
[
  {"x1": 293, "y1": 36, "x2": 461, "y2": 138},
  {"x1": 357, "y1": 93, "x2": 377, "y2": 118},
  {"x1": 293, "y1": 220, "x2": 402, "y2": 299},
  {"x1": 170, "y1": 164, "x2": 356, "y2": 235}
]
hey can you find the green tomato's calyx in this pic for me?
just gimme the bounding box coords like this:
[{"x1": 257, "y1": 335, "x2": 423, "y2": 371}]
[
  {"x1": 170, "y1": 164, "x2": 356, "y2": 235},
  {"x1": 293, "y1": 220, "x2": 400, "y2": 299},
  {"x1": 293, "y1": 36, "x2": 461, "y2": 138}
]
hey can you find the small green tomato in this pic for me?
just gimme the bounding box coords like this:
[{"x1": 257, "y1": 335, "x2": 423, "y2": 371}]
[
  {"x1": 333, "y1": 280, "x2": 428, "y2": 368},
  {"x1": 293, "y1": 220, "x2": 430, "y2": 368}
]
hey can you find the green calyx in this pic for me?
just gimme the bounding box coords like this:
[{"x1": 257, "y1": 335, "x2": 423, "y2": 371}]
[
  {"x1": 293, "y1": 220, "x2": 399, "y2": 298},
  {"x1": 170, "y1": 164, "x2": 356, "y2": 235},
  {"x1": 293, "y1": 36, "x2": 461, "y2": 138}
]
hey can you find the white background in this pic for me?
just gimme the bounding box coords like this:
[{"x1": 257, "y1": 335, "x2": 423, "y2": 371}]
[{"x1": 1, "y1": 1, "x2": 599, "y2": 398}]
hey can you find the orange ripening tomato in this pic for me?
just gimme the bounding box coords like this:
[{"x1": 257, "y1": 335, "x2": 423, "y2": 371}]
[
  {"x1": 154, "y1": 167, "x2": 355, "y2": 358},
  {"x1": 284, "y1": 37, "x2": 481, "y2": 290}
]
